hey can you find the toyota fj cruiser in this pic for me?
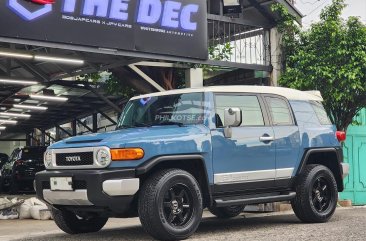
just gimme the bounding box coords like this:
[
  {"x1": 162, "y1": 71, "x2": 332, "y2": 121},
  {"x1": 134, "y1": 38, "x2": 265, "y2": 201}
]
[{"x1": 35, "y1": 86, "x2": 349, "y2": 241}]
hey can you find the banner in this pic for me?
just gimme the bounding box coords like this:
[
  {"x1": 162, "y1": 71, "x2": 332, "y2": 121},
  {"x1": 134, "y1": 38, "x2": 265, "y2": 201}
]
[{"x1": 0, "y1": 0, "x2": 208, "y2": 59}]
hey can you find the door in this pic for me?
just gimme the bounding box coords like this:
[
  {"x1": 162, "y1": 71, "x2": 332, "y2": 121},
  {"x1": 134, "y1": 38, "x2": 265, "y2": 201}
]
[
  {"x1": 263, "y1": 96, "x2": 300, "y2": 187},
  {"x1": 341, "y1": 125, "x2": 366, "y2": 205},
  {"x1": 211, "y1": 94, "x2": 276, "y2": 193}
]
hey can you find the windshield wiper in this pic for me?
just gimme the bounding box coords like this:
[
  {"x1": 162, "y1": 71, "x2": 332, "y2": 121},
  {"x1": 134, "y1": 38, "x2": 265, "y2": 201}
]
[
  {"x1": 157, "y1": 121, "x2": 185, "y2": 127},
  {"x1": 134, "y1": 122, "x2": 152, "y2": 127}
]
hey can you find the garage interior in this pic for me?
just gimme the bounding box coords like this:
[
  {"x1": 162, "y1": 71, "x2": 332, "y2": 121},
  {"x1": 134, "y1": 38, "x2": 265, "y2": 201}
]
[{"x1": 0, "y1": 0, "x2": 301, "y2": 155}]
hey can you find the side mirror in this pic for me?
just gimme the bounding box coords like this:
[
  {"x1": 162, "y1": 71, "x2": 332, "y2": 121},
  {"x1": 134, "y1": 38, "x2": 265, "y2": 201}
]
[{"x1": 224, "y1": 108, "x2": 242, "y2": 138}]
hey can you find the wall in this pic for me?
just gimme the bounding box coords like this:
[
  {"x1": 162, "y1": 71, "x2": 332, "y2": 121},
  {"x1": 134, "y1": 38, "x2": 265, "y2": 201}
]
[
  {"x1": 270, "y1": 27, "x2": 282, "y2": 86},
  {"x1": 340, "y1": 109, "x2": 366, "y2": 205},
  {"x1": 0, "y1": 135, "x2": 26, "y2": 156}
]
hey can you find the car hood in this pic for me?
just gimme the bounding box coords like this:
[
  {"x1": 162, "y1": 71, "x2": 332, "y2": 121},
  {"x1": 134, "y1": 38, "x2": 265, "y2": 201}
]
[{"x1": 49, "y1": 125, "x2": 210, "y2": 149}]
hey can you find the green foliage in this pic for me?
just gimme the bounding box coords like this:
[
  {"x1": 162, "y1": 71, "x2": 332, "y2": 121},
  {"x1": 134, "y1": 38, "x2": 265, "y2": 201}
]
[
  {"x1": 77, "y1": 71, "x2": 136, "y2": 99},
  {"x1": 83, "y1": 36, "x2": 234, "y2": 96},
  {"x1": 103, "y1": 74, "x2": 137, "y2": 98},
  {"x1": 188, "y1": 42, "x2": 234, "y2": 74},
  {"x1": 272, "y1": 0, "x2": 366, "y2": 131},
  {"x1": 209, "y1": 43, "x2": 234, "y2": 61}
]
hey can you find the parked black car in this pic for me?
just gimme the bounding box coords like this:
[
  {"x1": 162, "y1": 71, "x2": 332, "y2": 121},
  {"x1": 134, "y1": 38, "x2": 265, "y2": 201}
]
[
  {"x1": 0, "y1": 153, "x2": 8, "y2": 169},
  {"x1": 0, "y1": 146, "x2": 47, "y2": 194}
]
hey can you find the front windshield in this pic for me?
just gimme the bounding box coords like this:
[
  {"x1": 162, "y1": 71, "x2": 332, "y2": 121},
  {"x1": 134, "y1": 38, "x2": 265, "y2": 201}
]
[{"x1": 117, "y1": 92, "x2": 205, "y2": 129}]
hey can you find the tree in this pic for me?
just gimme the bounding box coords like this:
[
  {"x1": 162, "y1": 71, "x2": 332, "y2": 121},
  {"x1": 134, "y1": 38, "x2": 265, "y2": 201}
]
[
  {"x1": 272, "y1": 0, "x2": 366, "y2": 131},
  {"x1": 86, "y1": 43, "x2": 234, "y2": 99}
]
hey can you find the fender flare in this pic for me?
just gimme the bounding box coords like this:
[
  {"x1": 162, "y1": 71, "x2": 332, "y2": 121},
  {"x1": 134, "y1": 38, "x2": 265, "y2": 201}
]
[
  {"x1": 135, "y1": 154, "x2": 213, "y2": 205},
  {"x1": 297, "y1": 147, "x2": 344, "y2": 191}
]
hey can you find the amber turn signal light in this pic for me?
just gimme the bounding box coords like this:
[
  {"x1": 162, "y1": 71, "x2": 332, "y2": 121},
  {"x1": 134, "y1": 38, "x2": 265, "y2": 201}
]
[{"x1": 111, "y1": 148, "x2": 144, "y2": 161}]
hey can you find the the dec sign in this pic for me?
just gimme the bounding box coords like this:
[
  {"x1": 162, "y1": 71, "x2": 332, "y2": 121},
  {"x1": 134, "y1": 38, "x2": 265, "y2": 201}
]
[
  {"x1": 137, "y1": 0, "x2": 198, "y2": 30},
  {"x1": 0, "y1": 0, "x2": 208, "y2": 59},
  {"x1": 62, "y1": 0, "x2": 199, "y2": 31}
]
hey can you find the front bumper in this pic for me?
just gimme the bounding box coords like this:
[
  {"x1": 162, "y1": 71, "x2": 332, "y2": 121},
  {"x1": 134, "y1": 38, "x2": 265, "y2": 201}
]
[
  {"x1": 35, "y1": 169, "x2": 139, "y2": 214},
  {"x1": 341, "y1": 163, "x2": 349, "y2": 179}
]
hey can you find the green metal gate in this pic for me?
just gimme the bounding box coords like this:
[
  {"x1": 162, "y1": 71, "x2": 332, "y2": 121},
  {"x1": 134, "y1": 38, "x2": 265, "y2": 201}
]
[{"x1": 340, "y1": 109, "x2": 366, "y2": 205}]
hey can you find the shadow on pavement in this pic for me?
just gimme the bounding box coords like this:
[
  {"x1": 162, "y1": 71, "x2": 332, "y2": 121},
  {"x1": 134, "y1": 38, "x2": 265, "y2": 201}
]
[{"x1": 13, "y1": 214, "x2": 305, "y2": 241}]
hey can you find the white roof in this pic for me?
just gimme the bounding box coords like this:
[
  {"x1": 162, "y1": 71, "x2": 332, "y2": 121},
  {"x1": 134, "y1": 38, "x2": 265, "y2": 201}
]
[{"x1": 131, "y1": 86, "x2": 323, "y2": 101}]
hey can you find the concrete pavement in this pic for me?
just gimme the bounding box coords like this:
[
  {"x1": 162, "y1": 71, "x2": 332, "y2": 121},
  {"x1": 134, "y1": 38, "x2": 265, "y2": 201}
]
[{"x1": 0, "y1": 207, "x2": 365, "y2": 241}]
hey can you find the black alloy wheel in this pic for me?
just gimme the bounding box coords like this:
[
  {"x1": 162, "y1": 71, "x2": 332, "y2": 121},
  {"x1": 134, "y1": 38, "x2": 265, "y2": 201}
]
[
  {"x1": 138, "y1": 168, "x2": 203, "y2": 241},
  {"x1": 291, "y1": 164, "x2": 338, "y2": 223},
  {"x1": 163, "y1": 184, "x2": 194, "y2": 227},
  {"x1": 311, "y1": 176, "x2": 333, "y2": 212}
]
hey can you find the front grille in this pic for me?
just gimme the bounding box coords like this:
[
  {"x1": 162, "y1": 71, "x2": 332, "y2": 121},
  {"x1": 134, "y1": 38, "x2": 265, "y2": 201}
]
[
  {"x1": 25, "y1": 170, "x2": 35, "y2": 176},
  {"x1": 42, "y1": 180, "x2": 87, "y2": 190},
  {"x1": 55, "y1": 152, "x2": 94, "y2": 166}
]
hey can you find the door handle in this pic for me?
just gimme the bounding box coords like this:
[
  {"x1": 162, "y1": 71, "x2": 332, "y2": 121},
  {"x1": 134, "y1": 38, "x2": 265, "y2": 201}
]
[{"x1": 259, "y1": 136, "x2": 275, "y2": 142}]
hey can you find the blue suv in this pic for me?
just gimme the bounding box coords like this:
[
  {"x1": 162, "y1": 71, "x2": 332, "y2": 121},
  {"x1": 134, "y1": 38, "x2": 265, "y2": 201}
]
[{"x1": 35, "y1": 86, "x2": 349, "y2": 241}]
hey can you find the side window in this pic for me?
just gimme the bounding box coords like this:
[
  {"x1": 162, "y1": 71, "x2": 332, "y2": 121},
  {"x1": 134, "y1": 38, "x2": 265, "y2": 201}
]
[
  {"x1": 215, "y1": 95, "x2": 264, "y2": 127},
  {"x1": 266, "y1": 97, "x2": 293, "y2": 125},
  {"x1": 311, "y1": 101, "x2": 332, "y2": 125}
]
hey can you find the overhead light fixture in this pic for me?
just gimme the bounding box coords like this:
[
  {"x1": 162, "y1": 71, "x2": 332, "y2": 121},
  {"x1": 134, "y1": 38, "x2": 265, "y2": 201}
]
[
  {"x1": 30, "y1": 94, "x2": 68, "y2": 102},
  {"x1": 0, "y1": 50, "x2": 33, "y2": 59},
  {"x1": 0, "y1": 78, "x2": 38, "y2": 86},
  {"x1": 0, "y1": 112, "x2": 31, "y2": 118},
  {"x1": 0, "y1": 126, "x2": 6, "y2": 130},
  {"x1": 0, "y1": 48, "x2": 84, "y2": 65},
  {"x1": 34, "y1": 55, "x2": 84, "y2": 65},
  {"x1": 13, "y1": 104, "x2": 48, "y2": 111},
  {"x1": 0, "y1": 119, "x2": 17, "y2": 124},
  {"x1": 223, "y1": 0, "x2": 242, "y2": 14}
]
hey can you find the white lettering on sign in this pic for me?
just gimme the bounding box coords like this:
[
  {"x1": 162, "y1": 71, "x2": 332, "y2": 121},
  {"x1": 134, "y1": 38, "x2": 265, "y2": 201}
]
[{"x1": 61, "y1": 0, "x2": 199, "y2": 31}]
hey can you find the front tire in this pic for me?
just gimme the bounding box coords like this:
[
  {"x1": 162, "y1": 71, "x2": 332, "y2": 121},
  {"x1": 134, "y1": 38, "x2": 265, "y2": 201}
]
[
  {"x1": 52, "y1": 208, "x2": 108, "y2": 234},
  {"x1": 209, "y1": 205, "x2": 245, "y2": 219},
  {"x1": 138, "y1": 169, "x2": 203, "y2": 241},
  {"x1": 291, "y1": 164, "x2": 338, "y2": 223}
]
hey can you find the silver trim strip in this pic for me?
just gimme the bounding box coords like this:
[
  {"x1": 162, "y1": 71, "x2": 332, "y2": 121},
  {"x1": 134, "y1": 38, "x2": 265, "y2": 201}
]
[
  {"x1": 276, "y1": 168, "x2": 294, "y2": 179},
  {"x1": 102, "y1": 178, "x2": 140, "y2": 196},
  {"x1": 215, "y1": 169, "x2": 275, "y2": 184},
  {"x1": 341, "y1": 163, "x2": 349, "y2": 179},
  {"x1": 214, "y1": 168, "x2": 294, "y2": 184},
  {"x1": 43, "y1": 189, "x2": 93, "y2": 206},
  {"x1": 47, "y1": 146, "x2": 111, "y2": 169}
]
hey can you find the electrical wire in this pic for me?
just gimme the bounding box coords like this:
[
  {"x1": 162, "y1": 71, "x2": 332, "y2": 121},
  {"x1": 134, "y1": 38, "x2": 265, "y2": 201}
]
[
  {"x1": 298, "y1": 0, "x2": 321, "y2": 5},
  {"x1": 304, "y1": 0, "x2": 331, "y2": 17}
]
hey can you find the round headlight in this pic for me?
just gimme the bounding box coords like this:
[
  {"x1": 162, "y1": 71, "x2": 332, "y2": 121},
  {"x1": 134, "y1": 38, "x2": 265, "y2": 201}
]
[
  {"x1": 44, "y1": 151, "x2": 52, "y2": 168},
  {"x1": 95, "y1": 148, "x2": 111, "y2": 167}
]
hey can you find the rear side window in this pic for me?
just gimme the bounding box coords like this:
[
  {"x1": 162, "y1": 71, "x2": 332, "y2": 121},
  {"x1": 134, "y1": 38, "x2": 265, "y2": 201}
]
[
  {"x1": 265, "y1": 97, "x2": 294, "y2": 125},
  {"x1": 311, "y1": 101, "x2": 332, "y2": 125},
  {"x1": 215, "y1": 95, "x2": 264, "y2": 127}
]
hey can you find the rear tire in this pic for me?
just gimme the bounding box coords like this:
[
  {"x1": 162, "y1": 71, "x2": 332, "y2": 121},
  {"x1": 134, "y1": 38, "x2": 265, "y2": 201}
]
[
  {"x1": 138, "y1": 169, "x2": 203, "y2": 241},
  {"x1": 52, "y1": 208, "x2": 108, "y2": 234},
  {"x1": 209, "y1": 205, "x2": 245, "y2": 219},
  {"x1": 291, "y1": 164, "x2": 338, "y2": 223}
]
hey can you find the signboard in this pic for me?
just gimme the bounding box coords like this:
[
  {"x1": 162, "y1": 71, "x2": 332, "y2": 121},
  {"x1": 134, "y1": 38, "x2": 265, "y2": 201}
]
[{"x1": 0, "y1": 0, "x2": 208, "y2": 59}]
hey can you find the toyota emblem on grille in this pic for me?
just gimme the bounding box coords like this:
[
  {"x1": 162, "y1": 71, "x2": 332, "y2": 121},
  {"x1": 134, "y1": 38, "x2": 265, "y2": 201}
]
[{"x1": 65, "y1": 156, "x2": 81, "y2": 162}]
